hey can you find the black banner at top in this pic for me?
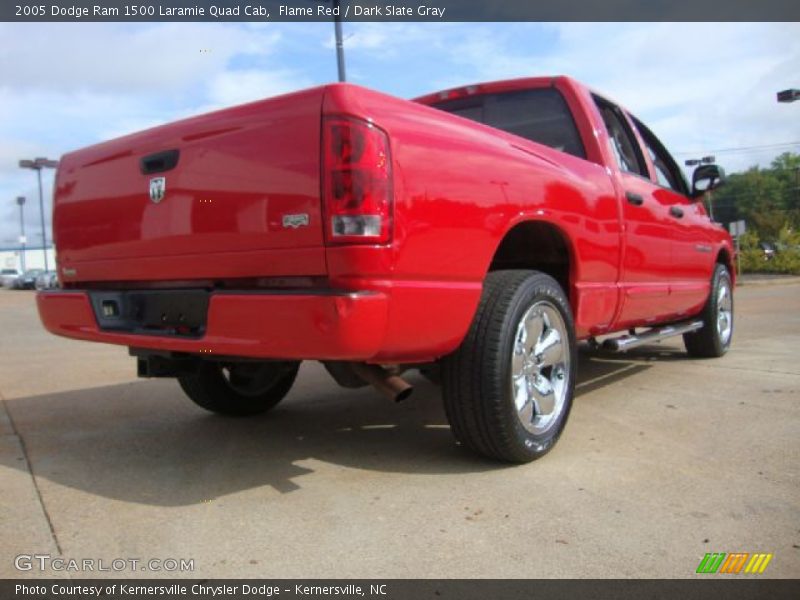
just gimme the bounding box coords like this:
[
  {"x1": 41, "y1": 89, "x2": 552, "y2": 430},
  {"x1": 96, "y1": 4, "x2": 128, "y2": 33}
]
[{"x1": 3, "y1": 0, "x2": 800, "y2": 22}]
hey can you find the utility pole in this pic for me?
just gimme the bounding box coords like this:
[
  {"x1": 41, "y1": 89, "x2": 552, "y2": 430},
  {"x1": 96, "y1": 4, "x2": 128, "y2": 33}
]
[
  {"x1": 795, "y1": 167, "x2": 800, "y2": 205},
  {"x1": 333, "y1": 0, "x2": 346, "y2": 82},
  {"x1": 708, "y1": 190, "x2": 714, "y2": 221},
  {"x1": 17, "y1": 196, "x2": 26, "y2": 272},
  {"x1": 19, "y1": 157, "x2": 58, "y2": 272}
]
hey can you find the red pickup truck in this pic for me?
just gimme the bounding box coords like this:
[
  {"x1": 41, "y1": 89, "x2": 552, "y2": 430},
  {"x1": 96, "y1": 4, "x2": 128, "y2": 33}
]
[{"x1": 38, "y1": 76, "x2": 734, "y2": 462}]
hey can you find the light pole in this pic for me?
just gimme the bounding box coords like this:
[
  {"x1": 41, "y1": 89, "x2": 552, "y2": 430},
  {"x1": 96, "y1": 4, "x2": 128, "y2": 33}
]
[
  {"x1": 685, "y1": 155, "x2": 717, "y2": 220},
  {"x1": 775, "y1": 86, "x2": 800, "y2": 204},
  {"x1": 333, "y1": 0, "x2": 346, "y2": 82},
  {"x1": 16, "y1": 196, "x2": 26, "y2": 272},
  {"x1": 19, "y1": 157, "x2": 58, "y2": 272}
]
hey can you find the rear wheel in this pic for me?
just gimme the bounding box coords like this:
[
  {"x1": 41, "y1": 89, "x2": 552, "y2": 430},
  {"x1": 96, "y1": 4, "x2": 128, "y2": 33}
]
[
  {"x1": 684, "y1": 264, "x2": 733, "y2": 358},
  {"x1": 442, "y1": 270, "x2": 577, "y2": 463},
  {"x1": 178, "y1": 361, "x2": 300, "y2": 416}
]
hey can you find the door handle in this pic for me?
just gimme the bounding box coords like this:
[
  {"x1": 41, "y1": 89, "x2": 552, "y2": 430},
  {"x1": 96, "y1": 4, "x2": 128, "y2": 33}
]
[
  {"x1": 625, "y1": 191, "x2": 644, "y2": 206},
  {"x1": 670, "y1": 206, "x2": 684, "y2": 218}
]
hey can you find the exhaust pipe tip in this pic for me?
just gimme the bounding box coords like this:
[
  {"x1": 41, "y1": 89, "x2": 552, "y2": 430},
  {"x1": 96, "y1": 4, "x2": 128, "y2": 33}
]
[
  {"x1": 351, "y1": 363, "x2": 414, "y2": 403},
  {"x1": 387, "y1": 376, "x2": 414, "y2": 403},
  {"x1": 395, "y1": 387, "x2": 413, "y2": 403}
]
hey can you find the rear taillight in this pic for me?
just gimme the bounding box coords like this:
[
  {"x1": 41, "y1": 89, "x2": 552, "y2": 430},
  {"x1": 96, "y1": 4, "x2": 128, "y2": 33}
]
[{"x1": 323, "y1": 116, "x2": 393, "y2": 244}]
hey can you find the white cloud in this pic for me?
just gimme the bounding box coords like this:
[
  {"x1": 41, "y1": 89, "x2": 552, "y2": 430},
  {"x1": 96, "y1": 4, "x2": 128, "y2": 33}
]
[
  {"x1": 323, "y1": 23, "x2": 434, "y2": 56},
  {"x1": 326, "y1": 25, "x2": 388, "y2": 51},
  {"x1": 0, "y1": 23, "x2": 282, "y2": 94},
  {"x1": 205, "y1": 69, "x2": 314, "y2": 108}
]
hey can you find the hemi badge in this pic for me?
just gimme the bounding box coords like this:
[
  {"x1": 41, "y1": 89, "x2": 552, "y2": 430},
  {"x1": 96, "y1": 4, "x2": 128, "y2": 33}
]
[
  {"x1": 282, "y1": 213, "x2": 310, "y2": 229},
  {"x1": 62, "y1": 267, "x2": 77, "y2": 277},
  {"x1": 695, "y1": 244, "x2": 712, "y2": 253}
]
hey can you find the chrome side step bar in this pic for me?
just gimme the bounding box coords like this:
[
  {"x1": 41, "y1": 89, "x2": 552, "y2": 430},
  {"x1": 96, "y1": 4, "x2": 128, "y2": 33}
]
[{"x1": 602, "y1": 320, "x2": 704, "y2": 352}]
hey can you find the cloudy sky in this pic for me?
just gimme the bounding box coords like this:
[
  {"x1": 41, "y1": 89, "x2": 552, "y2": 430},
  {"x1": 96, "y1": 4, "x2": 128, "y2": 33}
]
[{"x1": 1, "y1": 21, "x2": 799, "y2": 248}]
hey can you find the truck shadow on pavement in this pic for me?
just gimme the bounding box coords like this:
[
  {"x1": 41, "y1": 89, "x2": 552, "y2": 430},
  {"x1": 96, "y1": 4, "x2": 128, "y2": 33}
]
[{"x1": 1, "y1": 351, "x2": 665, "y2": 506}]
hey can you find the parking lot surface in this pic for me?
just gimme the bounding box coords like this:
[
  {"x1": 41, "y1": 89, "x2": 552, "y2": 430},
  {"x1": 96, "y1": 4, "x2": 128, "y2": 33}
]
[{"x1": 1, "y1": 284, "x2": 798, "y2": 578}]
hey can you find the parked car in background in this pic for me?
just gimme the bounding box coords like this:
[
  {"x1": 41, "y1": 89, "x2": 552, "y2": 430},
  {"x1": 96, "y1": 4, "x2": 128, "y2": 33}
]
[
  {"x1": 1, "y1": 268, "x2": 21, "y2": 288},
  {"x1": 13, "y1": 269, "x2": 44, "y2": 290},
  {"x1": 35, "y1": 271, "x2": 59, "y2": 290},
  {"x1": 759, "y1": 241, "x2": 776, "y2": 261}
]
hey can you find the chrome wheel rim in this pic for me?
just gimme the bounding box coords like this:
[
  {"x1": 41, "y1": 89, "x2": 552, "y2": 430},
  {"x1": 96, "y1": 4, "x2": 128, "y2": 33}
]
[
  {"x1": 510, "y1": 300, "x2": 570, "y2": 436},
  {"x1": 716, "y1": 279, "x2": 733, "y2": 345}
]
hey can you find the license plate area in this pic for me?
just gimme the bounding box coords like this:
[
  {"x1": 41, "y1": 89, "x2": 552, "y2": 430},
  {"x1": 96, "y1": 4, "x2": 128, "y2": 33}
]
[{"x1": 89, "y1": 290, "x2": 209, "y2": 337}]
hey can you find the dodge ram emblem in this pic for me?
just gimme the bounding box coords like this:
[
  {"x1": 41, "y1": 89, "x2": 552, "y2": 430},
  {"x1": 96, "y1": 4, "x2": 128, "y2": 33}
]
[{"x1": 149, "y1": 176, "x2": 166, "y2": 204}]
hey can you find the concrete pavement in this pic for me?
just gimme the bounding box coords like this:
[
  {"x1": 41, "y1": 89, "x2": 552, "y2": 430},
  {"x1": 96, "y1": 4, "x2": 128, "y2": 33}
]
[{"x1": 0, "y1": 284, "x2": 798, "y2": 578}]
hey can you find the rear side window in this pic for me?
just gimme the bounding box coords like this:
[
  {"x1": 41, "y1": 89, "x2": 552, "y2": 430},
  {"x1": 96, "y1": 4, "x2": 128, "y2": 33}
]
[
  {"x1": 432, "y1": 88, "x2": 586, "y2": 159},
  {"x1": 631, "y1": 116, "x2": 690, "y2": 195},
  {"x1": 593, "y1": 95, "x2": 648, "y2": 177}
]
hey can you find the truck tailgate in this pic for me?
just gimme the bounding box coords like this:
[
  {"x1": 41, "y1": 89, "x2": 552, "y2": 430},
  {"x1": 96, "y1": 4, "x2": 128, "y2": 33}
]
[{"x1": 54, "y1": 87, "x2": 327, "y2": 284}]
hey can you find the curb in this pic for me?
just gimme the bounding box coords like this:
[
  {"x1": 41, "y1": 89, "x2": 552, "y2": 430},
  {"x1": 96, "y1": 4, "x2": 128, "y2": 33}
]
[{"x1": 737, "y1": 276, "x2": 800, "y2": 287}]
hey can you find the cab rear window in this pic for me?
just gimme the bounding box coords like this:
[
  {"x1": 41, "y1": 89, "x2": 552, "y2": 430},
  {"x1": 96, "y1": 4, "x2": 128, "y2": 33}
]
[{"x1": 431, "y1": 88, "x2": 586, "y2": 159}]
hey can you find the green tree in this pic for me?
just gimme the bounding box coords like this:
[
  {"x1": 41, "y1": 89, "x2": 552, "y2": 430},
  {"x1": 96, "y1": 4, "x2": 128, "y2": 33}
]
[
  {"x1": 711, "y1": 152, "x2": 800, "y2": 240},
  {"x1": 771, "y1": 152, "x2": 800, "y2": 225}
]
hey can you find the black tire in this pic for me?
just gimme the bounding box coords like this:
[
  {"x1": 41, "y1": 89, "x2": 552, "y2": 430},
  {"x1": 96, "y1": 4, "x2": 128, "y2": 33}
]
[
  {"x1": 683, "y1": 264, "x2": 734, "y2": 358},
  {"x1": 442, "y1": 270, "x2": 577, "y2": 463},
  {"x1": 178, "y1": 361, "x2": 300, "y2": 416}
]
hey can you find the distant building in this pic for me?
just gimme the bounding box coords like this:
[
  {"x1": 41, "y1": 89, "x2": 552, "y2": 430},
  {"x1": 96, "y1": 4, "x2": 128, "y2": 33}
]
[{"x1": 0, "y1": 245, "x2": 56, "y2": 272}]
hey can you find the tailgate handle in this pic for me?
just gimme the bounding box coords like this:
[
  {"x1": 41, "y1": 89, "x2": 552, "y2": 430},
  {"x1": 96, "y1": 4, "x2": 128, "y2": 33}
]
[{"x1": 140, "y1": 149, "x2": 180, "y2": 175}]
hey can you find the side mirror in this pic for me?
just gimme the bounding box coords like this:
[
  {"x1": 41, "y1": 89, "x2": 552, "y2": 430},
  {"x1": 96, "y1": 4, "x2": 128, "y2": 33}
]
[{"x1": 691, "y1": 164, "x2": 725, "y2": 199}]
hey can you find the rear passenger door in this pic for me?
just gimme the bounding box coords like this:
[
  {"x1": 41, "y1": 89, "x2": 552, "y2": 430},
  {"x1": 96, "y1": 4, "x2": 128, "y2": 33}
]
[
  {"x1": 631, "y1": 116, "x2": 714, "y2": 316},
  {"x1": 593, "y1": 96, "x2": 673, "y2": 327}
]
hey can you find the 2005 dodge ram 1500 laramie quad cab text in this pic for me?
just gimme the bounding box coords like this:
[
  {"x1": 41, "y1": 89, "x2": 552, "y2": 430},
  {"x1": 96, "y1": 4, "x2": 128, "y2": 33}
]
[{"x1": 37, "y1": 76, "x2": 734, "y2": 462}]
